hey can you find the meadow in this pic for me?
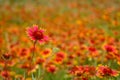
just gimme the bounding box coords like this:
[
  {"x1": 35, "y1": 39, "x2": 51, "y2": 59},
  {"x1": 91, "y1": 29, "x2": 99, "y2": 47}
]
[{"x1": 0, "y1": 0, "x2": 120, "y2": 80}]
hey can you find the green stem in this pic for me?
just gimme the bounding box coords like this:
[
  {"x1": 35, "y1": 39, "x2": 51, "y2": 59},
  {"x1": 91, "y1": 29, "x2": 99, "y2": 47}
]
[{"x1": 31, "y1": 40, "x2": 37, "y2": 63}]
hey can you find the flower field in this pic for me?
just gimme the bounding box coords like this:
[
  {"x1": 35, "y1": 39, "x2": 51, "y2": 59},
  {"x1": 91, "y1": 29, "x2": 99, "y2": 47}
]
[{"x1": 0, "y1": 0, "x2": 120, "y2": 80}]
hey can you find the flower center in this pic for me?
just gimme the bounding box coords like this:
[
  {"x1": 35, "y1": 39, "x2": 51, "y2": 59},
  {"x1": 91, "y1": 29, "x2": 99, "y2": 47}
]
[{"x1": 34, "y1": 31, "x2": 44, "y2": 40}]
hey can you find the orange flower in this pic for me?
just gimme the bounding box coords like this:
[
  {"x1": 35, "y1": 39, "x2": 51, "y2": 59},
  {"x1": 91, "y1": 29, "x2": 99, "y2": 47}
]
[
  {"x1": 18, "y1": 48, "x2": 29, "y2": 59},
  {"x1": 41, "y1": 48, "x2": 52, "y2": 58}
]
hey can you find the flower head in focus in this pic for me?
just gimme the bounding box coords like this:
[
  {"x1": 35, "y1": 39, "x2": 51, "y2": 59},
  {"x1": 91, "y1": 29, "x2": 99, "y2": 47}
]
[{"x1": 26, "y1": 25, "x2": 48, "y2": 43}]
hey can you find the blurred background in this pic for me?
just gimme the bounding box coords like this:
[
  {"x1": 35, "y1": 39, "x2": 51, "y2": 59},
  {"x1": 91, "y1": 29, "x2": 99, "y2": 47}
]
[
  {"x1": 0, "y1": 0, "x2": 120, "y2": 27},
  {"x1": 0, "y1": 0, "x2": 120, "y2": 48}
]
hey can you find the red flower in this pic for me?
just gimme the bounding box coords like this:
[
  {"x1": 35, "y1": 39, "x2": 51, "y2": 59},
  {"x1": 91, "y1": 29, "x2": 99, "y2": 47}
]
[
  {"x1": 104, "y1": 45, "x2": 115, "y2": 52},
  {"x1": 96, "y1": 65, "x2": 118, "y2": 78},
  {"x1": 36, "y1": 58, "x2": 45, "y2": 64},
  {"x1": 47, "y1": 65, "x2": 57, "y2": 73},
  {"x1": 1, "y1": 71, "x2": 10, "y2": 79},
  {"x1": 27, "y1": 25, "x2": 48, "y2": 43},
  {"x1": 88, "y1": 47, "x2": 96, "y2": 52},
  {"x1": 56, "y1": 52, "x2": 65, "y2": 59},
  {"x1": 69, "y1": 65, "x2": 96, "y2": 77},
  {"x1": 2, "y1": 53, "x2": 11, "y2": 60},
  {"x1": 82, "y1": 77, "x2": 88, "y2": 80}
]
